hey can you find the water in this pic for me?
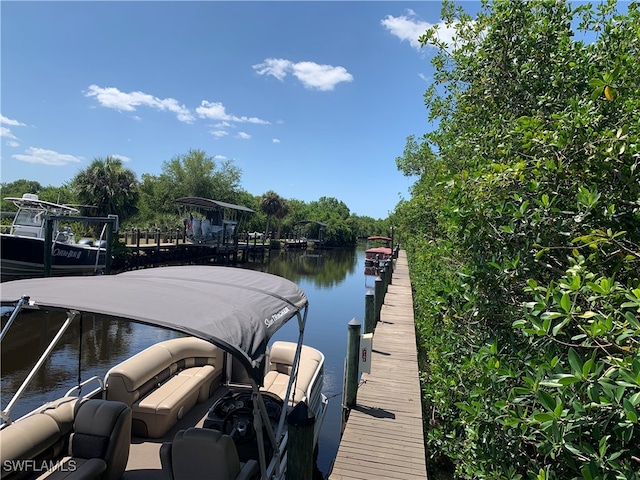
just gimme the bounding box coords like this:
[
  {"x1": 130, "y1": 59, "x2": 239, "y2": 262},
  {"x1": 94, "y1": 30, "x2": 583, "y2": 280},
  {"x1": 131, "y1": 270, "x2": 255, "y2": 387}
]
[{"x1": 1, "y1": 245, "x2": 371, "y2": 478}]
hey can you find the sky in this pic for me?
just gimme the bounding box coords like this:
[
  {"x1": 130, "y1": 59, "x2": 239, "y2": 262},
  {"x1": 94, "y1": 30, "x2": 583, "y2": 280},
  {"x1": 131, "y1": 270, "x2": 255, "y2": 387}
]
[{"x1": 1, "y1": 1, "x2": 473, "y2": 219}]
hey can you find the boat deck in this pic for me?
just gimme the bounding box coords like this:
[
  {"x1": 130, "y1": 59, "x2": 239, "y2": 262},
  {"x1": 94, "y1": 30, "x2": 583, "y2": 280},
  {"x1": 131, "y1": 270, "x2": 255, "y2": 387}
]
[
  {"x1": 329, "y1": 250, "x2": 428, "y2": 480},
  {"x1": 122, "y1": 394, "x2": 220, "y2": 479}
]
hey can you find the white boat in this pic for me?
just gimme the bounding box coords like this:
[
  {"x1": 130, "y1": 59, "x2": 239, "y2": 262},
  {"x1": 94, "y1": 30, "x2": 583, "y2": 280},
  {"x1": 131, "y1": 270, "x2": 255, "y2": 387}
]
[
  {"x1": 0, "y1": 194, "x2": 108, "y2": 282},
  {"x1": 0, "y1": 266, "x2": 327, "y2": 479}
]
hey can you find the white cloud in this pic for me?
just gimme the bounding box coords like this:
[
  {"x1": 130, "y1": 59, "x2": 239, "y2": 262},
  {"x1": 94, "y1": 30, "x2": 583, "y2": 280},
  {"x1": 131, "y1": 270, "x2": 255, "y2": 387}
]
[
  {"x1": 272, "y1": 138, "x2": 280, "y2": 144},
  {"x1": 253, "y1": 58, "x2": 291, "y2": 81},
  {"x1": 237, "y1": 132, "x2": 251, "y2": 140},
  {"x1": 1, "y1": 126, "x2": 18, "y2": 140},
  {"x1": 253, "y1": 58, "x2": 353, "y2": 91},
  {"x1": 381, "y1": 12, "x2": 459, "y2": 51},
  {"x1": 85, "y1": 85, "x2": 195, "y2": 123},
  {"x1": 1, "y1": 115, "x2": 26, "y2": 127},
  {"x1": 13, "y1": 147, "x2": 83, "y2": 166},
  {"x1": 110, "y1": 154, "x2": 131, "y2": 163},
  {"x1": 0, "y1": 115, "x2": 26, "y2": 144},
  {"x1": 210, "y1": 130, "x2": 229, "y2": 138},
  {"x1": 196, "y1": 101, "x2": 269, "y2": 124}
]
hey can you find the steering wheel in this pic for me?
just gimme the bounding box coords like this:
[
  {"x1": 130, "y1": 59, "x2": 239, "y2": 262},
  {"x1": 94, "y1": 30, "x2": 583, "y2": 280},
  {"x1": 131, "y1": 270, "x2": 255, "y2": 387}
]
[{"x1": 222, "y1": 407, "x2": 255, "y2": 444}]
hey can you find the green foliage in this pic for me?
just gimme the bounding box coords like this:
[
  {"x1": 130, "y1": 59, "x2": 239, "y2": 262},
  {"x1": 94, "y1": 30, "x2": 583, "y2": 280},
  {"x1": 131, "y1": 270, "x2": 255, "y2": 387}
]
[
  {"x1": 393, "y1": 0, "x2": 640, "y2": 477},
  {"x1": 72, "y1": 156, "x2": 139, "y2": 222},
  {"x1": 3, "y1": 149, "x2": 389, "y2": 248},
  {"x1": 135, "y1": 149, "x2": 243, "y2": 222}
]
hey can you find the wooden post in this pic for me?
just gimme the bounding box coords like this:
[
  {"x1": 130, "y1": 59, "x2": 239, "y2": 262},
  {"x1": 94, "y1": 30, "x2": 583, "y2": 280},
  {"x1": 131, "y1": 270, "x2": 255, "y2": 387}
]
[
  {"x1": 364, "y1": 291, "x2": 375, "y2": 334},
  {"x1": 135, "y1": 228, "x2": 141, "y2": 266},
  {"x1": 380, "y1": 263, "x2": 387, "y2": 297},
  {"x1": 287, "y1": 402, "x2": 315, "y2": 480},
  {"x1": 344, "y1": 318, "x2": 361, "y2": 410},
  {"x1": 155, "y1": 228, "x2": 160, "y2": 254},
  {"x1": 104, "y1": 221, "x2": 113, "y2": 275},
  {"x1": 43, "y1": 216, "x2": 53, "y2": 277},
  {"x1": 374, "y1": 276, "x2": 384, "y2": 323},
  {"x1": 387, "y1": 258, "x2": 393, "y2": 285}
]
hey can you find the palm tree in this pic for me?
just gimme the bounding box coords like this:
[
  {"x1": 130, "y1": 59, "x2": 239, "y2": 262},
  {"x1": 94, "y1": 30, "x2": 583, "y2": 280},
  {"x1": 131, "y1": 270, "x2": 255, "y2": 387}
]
[
  {"x1": 259, "y1": 191, "x2": 283, "y2": 239},
  {"x1": 73, "y1": 156, "x2": 139, "y2": 221},
  {"x1": 274, "y1": 200, "x2": 290, "y2": 240}
]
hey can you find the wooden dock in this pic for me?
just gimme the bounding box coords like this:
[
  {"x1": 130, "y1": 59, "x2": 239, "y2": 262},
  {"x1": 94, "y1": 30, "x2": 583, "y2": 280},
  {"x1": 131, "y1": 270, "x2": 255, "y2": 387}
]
[{"x1": 329, "y1": 250, "x2": 428, "y2": 480}]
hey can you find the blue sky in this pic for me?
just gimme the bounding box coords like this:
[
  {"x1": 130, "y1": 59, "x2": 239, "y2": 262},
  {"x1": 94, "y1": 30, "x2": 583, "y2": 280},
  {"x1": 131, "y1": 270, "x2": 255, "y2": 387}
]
[{"x1": 1, "y1": 1, "x2": 471, "y2": 219}]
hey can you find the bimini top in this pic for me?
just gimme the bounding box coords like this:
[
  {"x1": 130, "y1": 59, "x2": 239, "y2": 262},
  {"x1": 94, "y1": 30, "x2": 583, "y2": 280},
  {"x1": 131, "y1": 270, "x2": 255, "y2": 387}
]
[
  {"x1": 366, "y1": 236, "x2": 392, "y2": 242},
  {"x1": 4, "y1": 194, "x2": 79, "y2": 215},
  {"x1": 0, "y1": 266, "x2": 307, "y2": 384},
  {"x1": 174, "y1": 197, "x2": 255, "y2": 214}
]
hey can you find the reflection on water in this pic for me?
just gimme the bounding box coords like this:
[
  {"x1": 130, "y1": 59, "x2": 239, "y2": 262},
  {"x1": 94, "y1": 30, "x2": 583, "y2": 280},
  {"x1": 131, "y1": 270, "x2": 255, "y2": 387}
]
[
  {"x1": 1, "y1": 313, "x2": 178, "y2": 420},
  {"x1": 249, "y1": 247, "x2": 359, "y2": 289},
  {"x1": 1, "y1": 245, "x2": 369, "y2": 479}
]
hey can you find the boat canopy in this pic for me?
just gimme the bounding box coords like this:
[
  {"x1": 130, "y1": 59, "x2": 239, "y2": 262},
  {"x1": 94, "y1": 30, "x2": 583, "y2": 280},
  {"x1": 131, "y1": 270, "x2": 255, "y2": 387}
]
[
  {"x1": 367, "y1": 236, "x2": 392, "y2": 242},
  {"x1": 174, "y1": 197, "x2": 255, "y2": 214},
  {"x1": 4, "y1": 195, "x2": 79, "y2": 215},
  {"x1": 0, "y1": 266, "x2": 307, "y2": 384}
]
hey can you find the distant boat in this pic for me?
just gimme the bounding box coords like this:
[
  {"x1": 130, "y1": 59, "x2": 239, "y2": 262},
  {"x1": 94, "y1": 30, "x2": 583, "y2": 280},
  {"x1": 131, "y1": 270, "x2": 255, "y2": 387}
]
[
  {"x1": 0, "y1": 193, "x2": 107, "y2": 282},
  {"x1": 175, "y1": 196, "x2": 254, "y2": 246},
  {"x1": 364, "y1": 235, "x2": 393, "y2": 268}
]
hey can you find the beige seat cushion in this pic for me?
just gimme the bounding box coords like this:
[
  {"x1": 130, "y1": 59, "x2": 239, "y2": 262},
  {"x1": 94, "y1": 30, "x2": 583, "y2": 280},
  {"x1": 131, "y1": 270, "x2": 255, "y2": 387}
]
[{"x1": 0, "y1": 414, "x2": 61, "y2": 478}]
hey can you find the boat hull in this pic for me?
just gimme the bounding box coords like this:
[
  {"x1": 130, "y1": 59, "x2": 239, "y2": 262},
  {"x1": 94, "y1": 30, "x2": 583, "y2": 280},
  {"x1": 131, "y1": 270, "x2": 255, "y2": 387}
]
[{"x1": 1, "y1": 234, "x2": 106, "y2": 281}]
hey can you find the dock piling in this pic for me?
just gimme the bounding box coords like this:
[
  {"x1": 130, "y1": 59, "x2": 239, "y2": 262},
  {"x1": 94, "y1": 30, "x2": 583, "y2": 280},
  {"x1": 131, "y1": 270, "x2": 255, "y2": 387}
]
[
  {"x1": 364, "y1": 291, "x2": 375, "y2": 334},
  {"x1": 344, "y1": 318, "x2": 361, "y2": 411},
  {"x1": 287, "y1": 402, "x2": 315, "y2": 480},
  {"x1": 374, "y1": 276, "x2": 384, "y2": 323}
]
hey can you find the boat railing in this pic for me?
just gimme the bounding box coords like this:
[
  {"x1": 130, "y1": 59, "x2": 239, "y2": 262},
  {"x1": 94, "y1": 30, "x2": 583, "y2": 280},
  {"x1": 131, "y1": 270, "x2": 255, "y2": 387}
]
[
  {"x1": 1, "y1": 310, "x2": 78, "y2": 425},
  {"x1": 65, "y1": 376, "x2": 105, "y2": 400}
]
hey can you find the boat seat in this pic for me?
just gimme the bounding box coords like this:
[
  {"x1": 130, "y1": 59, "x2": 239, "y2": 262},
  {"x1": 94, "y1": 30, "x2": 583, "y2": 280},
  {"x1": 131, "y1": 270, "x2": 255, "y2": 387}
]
[
  {"x1": 159, "y1": 428, "x2": 259, "y2": 480},
  {"x1": 0, "y1": 414, "x2": 62, "y2": 479},
  {"x1": 38, "y1": 399, "x2": 132, "y2": 480},
  {"x1": 261, "y1": 342, "x2": 324, "y2": 405},
  {"x1": 0, "y1": 399, "x2": 130, "y2": 480},
  {"x1": 105, "y1": 337, "x2": 223, "y2": 438}
]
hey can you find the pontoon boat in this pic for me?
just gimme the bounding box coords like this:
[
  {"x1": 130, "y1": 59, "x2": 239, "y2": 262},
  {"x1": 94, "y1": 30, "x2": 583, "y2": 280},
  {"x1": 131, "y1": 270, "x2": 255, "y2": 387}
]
[{"x1": 0, "y1": 266, "x2": 327, "y2": 479}]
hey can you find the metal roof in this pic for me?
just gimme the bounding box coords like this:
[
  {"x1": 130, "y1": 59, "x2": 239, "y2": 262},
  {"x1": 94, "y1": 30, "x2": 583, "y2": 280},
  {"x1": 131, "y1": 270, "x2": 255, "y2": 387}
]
[{"x1": 174, "y1": 197, "x2": 255, "y2": 213}]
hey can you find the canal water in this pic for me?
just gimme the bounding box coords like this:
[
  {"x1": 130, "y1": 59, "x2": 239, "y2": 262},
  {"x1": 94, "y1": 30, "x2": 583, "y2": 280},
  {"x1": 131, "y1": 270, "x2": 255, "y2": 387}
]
[{"x1": 1, "y1": 244, "x2": 373, "y2": 478}]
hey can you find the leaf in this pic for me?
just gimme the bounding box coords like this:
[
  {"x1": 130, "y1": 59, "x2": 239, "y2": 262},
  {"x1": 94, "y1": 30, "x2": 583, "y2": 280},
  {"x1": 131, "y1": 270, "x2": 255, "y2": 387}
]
[
  {"x1": 568, "y1": 349, "x2": 583, "y2": 378},
  {"x1": 555, "y1": 374, "x2": 581, "y2": 386},
  {"x1": 560, "y1": 293, "x2": 571, "y2": 313},
  {"x1": 538, "y1": 390, "x2": 556, "y2": 412},
  {"x1": 604, "y1": 85, "x2": 616, "y2": 101},
  {"x1": 533, "y1": 412, "x2": 555, "y2": 423}
]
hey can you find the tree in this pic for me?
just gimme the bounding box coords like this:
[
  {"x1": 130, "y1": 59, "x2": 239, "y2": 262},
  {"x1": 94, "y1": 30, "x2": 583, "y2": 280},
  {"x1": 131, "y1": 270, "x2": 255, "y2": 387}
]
[
  {"x1": 72, "y1": 156, "x2": 139, "y2": 222},
  {"x1": 159, "y1": 149, "x2": 242, "y2": 204},
  {"x1": 394, "y1": 0, "x2": 640, "y2": 477},
  {"x1": 274, "y1": 199, "x2": 290, "y2": 240},
  {"x1": 259, "y1": 190, "x2": 284, "y2": 238},
  {"x1": 131, "y1": 149, "x2": 243, "y2": 227},
  {"x1": 0, "y1": 180, "x2": 43, "y2": 214}
]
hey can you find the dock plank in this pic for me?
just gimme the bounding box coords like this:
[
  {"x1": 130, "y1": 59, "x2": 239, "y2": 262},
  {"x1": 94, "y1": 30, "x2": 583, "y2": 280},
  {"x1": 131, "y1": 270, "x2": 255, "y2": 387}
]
[{"x1": 329, "y1": 250, "x2": 428, "y2": 480}]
